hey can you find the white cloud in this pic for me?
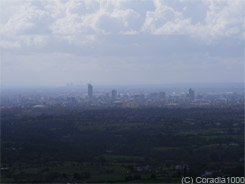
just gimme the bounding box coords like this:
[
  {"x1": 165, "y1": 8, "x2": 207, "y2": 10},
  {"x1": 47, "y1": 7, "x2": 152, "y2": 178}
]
[
  {"x1": 49, "y1": 1, "x2": 141, "y2": 35},
  {"x1": 0, "y1": 0, "x2": 243, "y2": 50},
  {"x1": 1, "y1": 2, "x2": 48, "y2": 35},
  {"x1": 142, "y1": 3, "x2": 192, "y2": 35},
  {"x1": 204, "y1": 0, "x2": 244, "y2": 38},
  {"x1": 142, "y1": 0, "x2": 244, "y2": 40}
]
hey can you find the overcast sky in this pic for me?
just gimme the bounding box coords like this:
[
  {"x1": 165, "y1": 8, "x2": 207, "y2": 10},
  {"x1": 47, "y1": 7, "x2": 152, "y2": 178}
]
[{"x1": 0, "y1": 0, "x2": 244, "y2": 86}]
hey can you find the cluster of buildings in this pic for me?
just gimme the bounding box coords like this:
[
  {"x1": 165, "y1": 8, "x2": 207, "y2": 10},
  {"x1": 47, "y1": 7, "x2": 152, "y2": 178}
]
[
  {"x1": 85, "y1": 84, "x2": 244, "y2": 108},
  {"x1": 1, "y1": 84, "x2": 244, "y2": 109}
]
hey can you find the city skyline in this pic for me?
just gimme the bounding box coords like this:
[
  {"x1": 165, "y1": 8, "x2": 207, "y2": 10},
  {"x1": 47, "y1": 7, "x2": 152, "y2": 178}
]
[
  {"x1": 2, "y1": 84, "x2": 244, "y2": 109},
  {"x1": 1, "y1": 0, "x2": 244, "y2": 86}
]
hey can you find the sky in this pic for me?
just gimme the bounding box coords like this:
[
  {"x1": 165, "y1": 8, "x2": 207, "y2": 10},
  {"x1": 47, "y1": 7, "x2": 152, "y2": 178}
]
[{"x1": 0, "y1": 0, "x2": 244, "y2": 87}]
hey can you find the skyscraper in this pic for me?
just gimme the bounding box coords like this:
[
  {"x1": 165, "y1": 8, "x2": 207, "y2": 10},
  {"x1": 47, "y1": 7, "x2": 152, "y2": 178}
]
[
  {"x1": 111, "y1": 89, "x2": 117, "y2": 101},
  {"x1": 88, "y1": 84, "x2": 93, "y2": 101},
  {"x1": 111, "y1": 89, "x2": 117, "y2": 100},
  {"x1": 188, "y1": 88, "x2": 195, "y2": 101}
]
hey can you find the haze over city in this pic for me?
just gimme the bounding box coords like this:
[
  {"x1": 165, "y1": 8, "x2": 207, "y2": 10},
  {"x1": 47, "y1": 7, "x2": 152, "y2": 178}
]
[
  {"x1": 1, "y1": 0, "x2": 244, "y2": 87},
  {"x1": 1, "y1": 1, "x2": 245, "y2": 183}
]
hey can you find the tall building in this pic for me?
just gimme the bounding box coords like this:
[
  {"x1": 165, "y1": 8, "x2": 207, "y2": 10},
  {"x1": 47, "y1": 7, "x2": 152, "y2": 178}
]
[
  {"x1": 111, "y1": 89, "x2": 117, "y2": 101},
  {"x1": 88, "y1": 84, "x2": 93, "y2": 101},
  {"x1": 188, "y1": 88, "x2": 195, "y2": 101}
]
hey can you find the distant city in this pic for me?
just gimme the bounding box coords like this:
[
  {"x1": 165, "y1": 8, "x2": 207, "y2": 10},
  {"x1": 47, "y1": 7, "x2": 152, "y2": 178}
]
[{"x1": 1, "y1": 83, "x2": 244, "y2": 109}]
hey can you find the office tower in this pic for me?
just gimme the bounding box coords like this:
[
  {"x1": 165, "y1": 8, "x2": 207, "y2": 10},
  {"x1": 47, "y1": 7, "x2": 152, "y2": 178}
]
[
  {"x1": 111, "y1": 89, "x2": 117, "y2": 101},
  {"x1": 189, "y1": 88, "x2": 195, "y2": 101},
  {"x1": 88, "y1": 84, "x2": 93, "y2": 101}
]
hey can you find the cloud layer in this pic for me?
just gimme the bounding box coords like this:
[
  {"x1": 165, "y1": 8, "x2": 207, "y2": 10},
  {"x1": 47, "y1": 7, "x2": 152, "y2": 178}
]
[{"x1": 1, "y1": 0, "x2": 244, "y2": 86}]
